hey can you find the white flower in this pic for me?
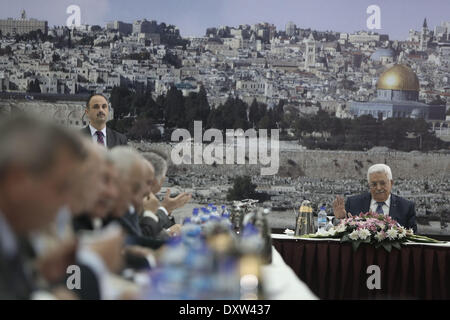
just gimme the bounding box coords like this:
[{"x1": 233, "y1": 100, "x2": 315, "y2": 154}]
[
  {"x1": 327, "y1": 229, "x2": 337, "y2": 237},
  {"x1": 375, "y1": 232, "x2": 386, "y2": 242},
  {"x1": 398, "y1": 228, "x2": 407, "y2": 239},
  {"x1": 349, "y1": 230, "x2": 359, "y2": 240},
  {"x1": 358, "y1": 228, "x2": 371, "y2": 240},
  {"x1": 336, "y1": 224, "x2": 347, "y2": 233},
  {"x1": 386, "y1": 228, "x2": 398, "y2": 240}
]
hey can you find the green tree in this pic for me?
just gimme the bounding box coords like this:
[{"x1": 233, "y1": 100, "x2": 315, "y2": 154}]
[
  {"x1": 226, "y1": 175, "x2": 270, "y2": 202},
  {"x1": 107, "y1": 118, "x2": 133, "y2": 135},
  {"x1": 257, "y1": 108, "x2": 277, "y2": 131},
  {"x1": 164, "y1": 86, "x2": 185, "y2": 128},
  {"x1": 184, "y1": 92, "x2": 198, "y2": 133},
  {"x1": 248, "y1": 98, "x2": 260, "y2": 128},
  {"x1": 293, "y1": 117, "x2": 314, "y2": 137},
  {"x1": 349, "y1": 115, "x2": 379, "y2": 149},
  {"x1": 273, "y1": 100, "x2": 285, "y2": 124},
  {"x1": 110, "y1": 86, "x2": 133, "y2": 119},
  {"x1": 128, "y1": 117, "x2": 161, "y2": 141},
  {"x1": 140, "y1": 93, "x2": 164, "y2": 122},
  {"x1": 226, "y1": 176, "x2": 257, "y2": 201},
  {"x1": 197, "y1": 85, "x2": 211, "y2": 124}
]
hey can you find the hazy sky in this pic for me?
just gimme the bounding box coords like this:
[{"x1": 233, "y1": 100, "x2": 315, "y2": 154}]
[{"x1": 1, "y1": 0, "x2": 449, "y2": 40}]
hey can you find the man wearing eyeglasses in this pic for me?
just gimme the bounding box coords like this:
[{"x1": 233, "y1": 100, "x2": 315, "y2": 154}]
[
  {"x1": 333, "y1": 164, "x2": 417, "y2": 232},
  {"x1": 82, "y1": 94, "x2": 128, "y2": 149}
]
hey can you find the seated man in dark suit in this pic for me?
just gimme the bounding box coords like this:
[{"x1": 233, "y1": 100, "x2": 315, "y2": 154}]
[
  {"x1": 139, "y1": 151, "x2": 191, "y2": 238},
  {"x1": 31, "y1": 138, "x2": 128, "y2": 300},
  {"x1": 71, "y1": 144, "x2": 158, "y2": 282},
  {"x1": 72, "y1": 143, "x2": 121, "y2": 232},
  {"x1": 0, "y1": 116, "x2": 87, "y2": 299},
  {"x1": 81, "y1": 93, "x2": 127, "y2": 149},
  {"x1": 333, "y1": 164, "x2": 417, "y2": 233},
  {"x1": 106, "y1": 146, "x2": 166, "y2": 250}
]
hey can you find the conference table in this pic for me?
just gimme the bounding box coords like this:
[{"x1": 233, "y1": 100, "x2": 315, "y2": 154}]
[
  {"x1": 272, "y1": 234, "x2": 450, "y2": 300},
  {"x1": 262, "y1": 246, "x2": 317, "y2": 299}
]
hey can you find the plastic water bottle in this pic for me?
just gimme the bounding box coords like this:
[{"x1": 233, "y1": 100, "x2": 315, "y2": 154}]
[
  {"x1": 191, "y1": 208, "x2": 201, "y2": 225},
  {"x1": 200, "y1": 207, "x2": 211, "y2": 224},
  {"x1": 240, "y1": 223, "x2": 264, "y2": 255},
  {"x1": 211, "y1": 206, "x2": 221, "y2": 218},
  {"x1": 221, "y1": 205, "x2": 230, "y2": 218},
  {"x1": 182, "y1": 217, "x2": 201, "y2": 247},
  {"x1": 317, "y1": 206, "x2": 327, "y2": 233}
]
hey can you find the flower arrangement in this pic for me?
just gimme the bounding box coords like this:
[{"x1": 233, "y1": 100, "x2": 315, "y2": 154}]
[{"x1": 301, "y1": 212, "x2": 441, "y2": 252}]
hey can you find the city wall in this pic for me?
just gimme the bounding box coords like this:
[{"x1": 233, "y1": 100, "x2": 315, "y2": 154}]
[{"x1": 133, "y1": 142, "x2": 450, "y2": 180}]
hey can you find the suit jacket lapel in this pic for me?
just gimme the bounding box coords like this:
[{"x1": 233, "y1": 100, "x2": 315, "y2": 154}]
[
  {"x1": 106, "y1": 128, "x2": 115, "y2": 148},
  {"x1": 81, "y1": 126, "x2": 91, "y2": 137},
  {"x1": 120, "y1": 211, "x2": 141, "y2": 236},
  {"x1": 389, "y1": 194, "x2": 399, "y2": 220},
  {"x1": 363, "y1": 193, "x2": 371, "y2": 213}
]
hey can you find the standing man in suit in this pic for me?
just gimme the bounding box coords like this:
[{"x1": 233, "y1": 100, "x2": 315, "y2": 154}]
[
  {"x1": 82, "y1": 94, "x2": 127, "y2": 149},
  {"x1": 333, "y1": 164, "x2": 417, "y2": 233}
]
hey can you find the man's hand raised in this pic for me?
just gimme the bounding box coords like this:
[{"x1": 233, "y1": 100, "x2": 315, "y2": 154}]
[
  {"x1": 333, "y1": 195, "x2": 349, "y2": 219},
  {"x1": 143, "y1": 193, "x2": 160, "y2": 213},
  {"x1": 161, "y1": 188, "x2": 192, "y2": 214}
]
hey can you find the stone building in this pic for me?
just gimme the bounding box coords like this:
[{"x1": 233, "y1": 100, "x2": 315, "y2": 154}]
[
  {"x1": 0, "y1": 10, "x2": 47, "y2": 36},
  {"x1": 350, "y1": 64, "x2": 446, "y2": 121}
]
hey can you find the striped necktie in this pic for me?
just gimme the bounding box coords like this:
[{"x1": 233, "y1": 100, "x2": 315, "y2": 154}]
[
  {"x1": 376, "y1": 202, "x2": 385, "y2": 214},
  {"x1": 95, "y1": 131, "x2": 105, "y2": 146}
]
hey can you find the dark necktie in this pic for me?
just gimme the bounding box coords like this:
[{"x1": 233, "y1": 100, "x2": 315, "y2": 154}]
[
  {"x1": 95, "y1": 131, "x2": 105, "y2": 146},
  {"x1": 376, "y1": 202, "x2": 385, "y2": 214}
]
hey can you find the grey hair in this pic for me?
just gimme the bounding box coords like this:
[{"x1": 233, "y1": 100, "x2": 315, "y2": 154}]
[
  {"x1": 367, "y1": 164, "x2": 393, "y2": 182},
  {"x1": 0, "y1": 115, "x2": 87, "y2": 179},
  {"x1": 144, "y1": 146, "x2": 169, "y2": 162},
  {"x1": 103, "y1": 150, "x2": 115, "y2": 165},
  {"x1": 141, "y1": 152, "x2": 167, "y2": 180},
  {"x1": 92, "y1": 143, "x2": 116, "y2": 166},
  {"x1": 109, "y1": 146, "x2": 143, "y2": 177}
]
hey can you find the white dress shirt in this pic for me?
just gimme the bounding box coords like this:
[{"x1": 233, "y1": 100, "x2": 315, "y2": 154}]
[
  {"x1": 370, "y1": 195, "x2": 391, "y2": 216},
  {"x1": 142, "y1": 206, "x2": 173, "y2": 237},
  {"x1": 158, "y1": 206, "x2": 170, "y2": 217},
  {"x1": 89, "y1": 124, "x2": 107, "y2": 147},
  {"x1": 142, "y1": 206, "x2": 170, "y2": 222},
  {"x1": 143, "y1": 210, "x2": 159, "y2": 222}
]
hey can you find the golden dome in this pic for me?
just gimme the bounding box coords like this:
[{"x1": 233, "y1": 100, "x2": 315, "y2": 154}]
[{"x1": 376, "y1": 64, "x2": 420, "y2": 91}]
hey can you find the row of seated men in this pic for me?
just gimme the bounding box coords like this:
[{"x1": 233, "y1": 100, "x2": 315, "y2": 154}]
[{"x1": 0, "y1": 114, "x2": 191, "y2": 299}]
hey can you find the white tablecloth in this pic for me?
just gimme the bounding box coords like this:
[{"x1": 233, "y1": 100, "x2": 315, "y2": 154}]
[
  {"x1": 271, "y1": 233, "x2": 450, "y2": 247},
  {"x1": 261, "y1": 246, "x2": 317, "y2": 300}
]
